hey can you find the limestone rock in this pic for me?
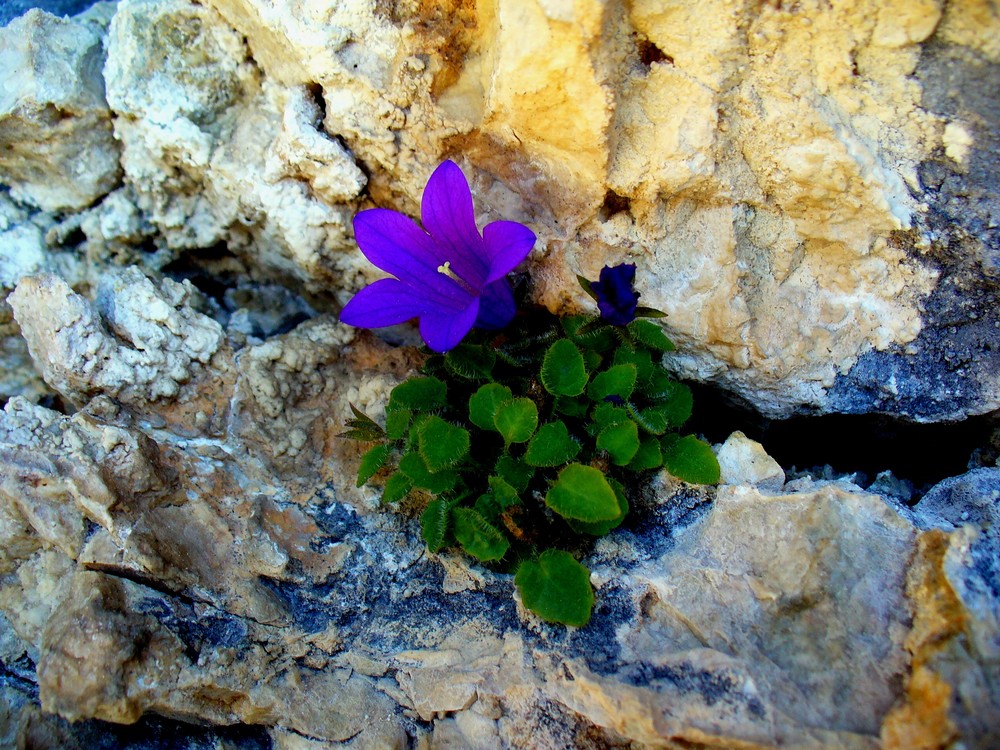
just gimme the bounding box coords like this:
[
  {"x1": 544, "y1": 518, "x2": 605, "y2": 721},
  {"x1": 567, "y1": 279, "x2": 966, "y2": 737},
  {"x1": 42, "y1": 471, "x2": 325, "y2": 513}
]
[
  {"x1": 103, "y1": 0, "x2": 365, "y2": 296},
  {"x1": 716, "y1": 430, "x2": 786, "y2": 491},
  {"x1": 76, "y1": 0, "x2": 985, "y2": 421},
  {"x1": 8, "y1": 268, "x2": 226, "y2": 409},
  {"x1": 0, "y1": 9, "x2": 121, "y2": 211},
  {"x1": 0, "y1": 274, "x2": 994, "y2": 746}
]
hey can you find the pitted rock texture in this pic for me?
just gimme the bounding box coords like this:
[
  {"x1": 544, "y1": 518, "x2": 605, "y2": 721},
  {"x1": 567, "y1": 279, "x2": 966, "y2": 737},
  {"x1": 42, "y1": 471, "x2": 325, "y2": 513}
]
[
  {"x1": 0, "y1": 7, "x2": 121, "y2": 211},
  {"x1": 1, "y1": 0, "x2": 998, "y2": 419},
  {"x1": 0, "y1": 269, "x2": 996, "y2": 747}
]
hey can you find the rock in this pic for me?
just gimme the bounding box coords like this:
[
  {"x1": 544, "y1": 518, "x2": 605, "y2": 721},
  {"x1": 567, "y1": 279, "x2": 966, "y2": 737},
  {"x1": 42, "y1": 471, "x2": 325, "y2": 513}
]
[
  {"x1": 716, "y1": 430, "x2": 786, "y2": 491},
  {"x1": 0, "y1": 9, "x2": 121, "y2": 211},
  {"x1": 103, "y1": 0, "x2": 364, "y2": 296},
  {"x1": 8, "y1": 268, "x2": 226, "y2": 410},
  {"x1": 0, "y1": 270, "x2": 995, "y2": 746}
]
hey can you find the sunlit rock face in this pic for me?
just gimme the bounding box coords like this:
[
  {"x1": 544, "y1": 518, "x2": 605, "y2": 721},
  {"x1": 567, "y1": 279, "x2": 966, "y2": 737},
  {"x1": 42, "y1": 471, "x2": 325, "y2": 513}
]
[{"x1": 0, "y1": 0, "x2": 999, "y2": 748}]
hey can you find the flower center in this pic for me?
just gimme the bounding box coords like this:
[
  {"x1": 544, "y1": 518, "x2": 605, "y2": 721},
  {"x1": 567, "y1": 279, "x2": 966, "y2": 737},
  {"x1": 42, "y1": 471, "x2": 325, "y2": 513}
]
[{"x1": 436, "y1": 261, "x2": 476, "y2": 295}]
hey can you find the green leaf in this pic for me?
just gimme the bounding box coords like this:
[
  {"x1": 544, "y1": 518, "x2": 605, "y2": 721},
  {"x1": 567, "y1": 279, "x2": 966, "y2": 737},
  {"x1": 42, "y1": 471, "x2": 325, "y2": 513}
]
[
  {"x1": 357, "y1": 443, "x2": 391, "y2": 487},
  {"x1": 634, "y1": 305, "x2": 667, "y2": 319},
  {"x1": 339, "y1": 427, "x2": 385, "y2": 442},
  {"x1": 452, "y1": 507, "x2": 509, "y2": 562},
  {"x1": 388, "y1": 376, "x2": 447, "y2": 413},
  {"x1": 613, "y1": 348, "x2": 654, "y2": 385},
  {"x1": 562, "y1": 315, "x2": 615, "y2": 351},
  {"x1": 515, "y1": 550, "x2": 594, "y2": 627},
  {"x1": 655, "y1": 381, "x2": 693, "y2": 429},
  {"x1": 488, "y1": 475, "x2": 521, "y2": 509},
  {"x1": 628, "y1": 436, "x2": 663, "y2": 471},
  {"x1": 445, "y1": 343, "x2": 496, "y2": 380},
  {"x1": 597, "y1": 420, "x2": 640, "y2": 465},
  {"x1": 494, "y1": 455, "x2": 534, "y2": 493},
  {"x1": 576, "y1": 275, "x2": 599, "y2": 301},
  {"x1": 662, "y1": 435, "x2": 721, "y2": 485},
  {"x1": 540, "y1": 339, "x2": 588, "y2": 396},
  {"x1": 567, "y1": 478, "x2": 629, "y2": 536},
  {"x1": 381, "y1": 472, "x2": 412, "y2": 504},
  {"x1": 592, "y1": 402, "x2": 630, "y2": 430},
  {"x1": 524, "y1": 421, "x2": 581, "y2": 467},
  {"x1": 554, "y1": 395, "x2": 589, "y2": 418},
  {"x1": 398, "y1": 451, "x2": 458, "y2": 493},
  {"x1": 628, "y1": 403, "x2": 670, "y2": 435},
  {"x1": 417, "y1": 416, "x2": 470, "y2": 472},
  {"x1": 545, "y1": 463, "x2": 621, "y2": 522},
  {"x1": 385, "y1": 409, "x2": 412, "y2": 441},
  {"x1": 494, "y1": 398, "x2": 538, "y2": 444},
  {"x1": 473, "y1": 494, "x2": 499, "y2": 524},
  {"x1": 468, "y1": 383, "x2": 513, "y2": 432},
  {"x1": 421, "y1": 498, "x2": 450, "y2": 552},
  {"x1": 343, "y1": 404, "x2": 385, "y2": 440},
  {"x1": 587, "y1": 364, "x2": 637, "y2": 402},
  {"x1": 628, "y1": 319, "x2": 674, "y2": 351}
]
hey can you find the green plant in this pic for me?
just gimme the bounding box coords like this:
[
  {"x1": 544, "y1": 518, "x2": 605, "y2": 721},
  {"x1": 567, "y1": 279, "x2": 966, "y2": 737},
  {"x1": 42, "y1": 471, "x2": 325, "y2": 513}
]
[{"x1": 344, "y1": 272, "x2": 719, "y2": 627}]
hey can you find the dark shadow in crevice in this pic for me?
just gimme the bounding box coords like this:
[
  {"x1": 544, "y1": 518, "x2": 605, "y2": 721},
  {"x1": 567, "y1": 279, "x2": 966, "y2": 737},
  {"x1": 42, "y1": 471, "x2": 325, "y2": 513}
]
[
  {"x1": 598, "y1": 189, "x2": 631, "y2": 222},
  {"x1": 685, "y1": 381, "x2": 1000, "y2": 500}
]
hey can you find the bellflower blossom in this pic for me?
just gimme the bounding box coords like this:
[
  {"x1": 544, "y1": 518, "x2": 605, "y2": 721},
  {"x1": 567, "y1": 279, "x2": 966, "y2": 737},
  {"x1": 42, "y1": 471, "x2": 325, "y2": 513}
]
[
  {"x1": 339, "y1": 161, "x2": 536, "y2": 353},
  {"x1": 590, "y1": 263, "x2": 640, "y2": 325}
]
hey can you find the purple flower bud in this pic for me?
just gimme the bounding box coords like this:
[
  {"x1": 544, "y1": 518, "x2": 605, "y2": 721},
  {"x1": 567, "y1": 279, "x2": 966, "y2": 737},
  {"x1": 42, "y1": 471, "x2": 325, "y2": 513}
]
[{"x1": 590, "y1": 263, "x2": 640, "y2": 326}]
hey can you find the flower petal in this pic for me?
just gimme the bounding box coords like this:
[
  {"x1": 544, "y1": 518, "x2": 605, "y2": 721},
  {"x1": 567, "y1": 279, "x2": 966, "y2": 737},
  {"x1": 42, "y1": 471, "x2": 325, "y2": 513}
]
[
  {"x1": 420, "y1": 161, "x2": 488, "y2": 288},
  {"x1": 475, "y1": 279, "x2": 516, "y2": 330},
  {"x1": 353, "y1": 208, "x2": 469, "y2": 307},
  {"x1": 419, "y1": 297, "x2": 480, "y2": 352},
  {"x1": 483, "y1": 220, "x2": 535, "y2": 283},
  {"x1": 339, "y1": 278, "x2": 438, "y2": 328}
]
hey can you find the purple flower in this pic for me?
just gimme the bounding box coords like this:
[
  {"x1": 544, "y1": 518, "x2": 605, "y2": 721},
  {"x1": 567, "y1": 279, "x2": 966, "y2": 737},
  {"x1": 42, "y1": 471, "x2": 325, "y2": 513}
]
[
  {"x1": 339, "y1": 161, "x2": 535, "y2": 353},
  {"x1": 591, "y1": 263, "x2": 640, "y2": 325}
]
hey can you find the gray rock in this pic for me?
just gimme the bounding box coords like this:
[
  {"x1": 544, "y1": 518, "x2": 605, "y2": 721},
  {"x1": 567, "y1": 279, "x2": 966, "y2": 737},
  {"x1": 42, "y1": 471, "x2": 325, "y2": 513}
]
[{"x1": 0, "y1": 9, "x2": 121, "y2": 211}]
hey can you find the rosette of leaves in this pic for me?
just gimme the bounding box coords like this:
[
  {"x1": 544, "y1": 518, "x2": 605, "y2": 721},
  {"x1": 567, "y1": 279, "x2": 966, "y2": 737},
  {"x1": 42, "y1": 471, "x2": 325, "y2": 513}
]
[{"x1": 344, "y1": 302, "x2": 719, "y2": 627}]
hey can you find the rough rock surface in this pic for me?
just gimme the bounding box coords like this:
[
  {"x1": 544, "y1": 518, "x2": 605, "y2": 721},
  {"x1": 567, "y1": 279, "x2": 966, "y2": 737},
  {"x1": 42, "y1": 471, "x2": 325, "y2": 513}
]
[
  {"x1": 0, "y1": 7, "x2": 121, "y2": 211},
  {"x1": 0, "y1": 1, "x2": 999, "y2": 749},
  {"x1": 0, "y1": 266, "x2": 996, "y2": 747}
]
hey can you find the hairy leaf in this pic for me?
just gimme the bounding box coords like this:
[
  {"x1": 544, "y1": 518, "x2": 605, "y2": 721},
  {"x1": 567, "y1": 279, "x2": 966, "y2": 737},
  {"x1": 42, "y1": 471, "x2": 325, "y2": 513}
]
[
  {"x1": 654, "y1": 381, "x2": 693, "y2": 429},
  {"x1": 468, "y1": 383, "x2": 513, "y2": 432},
  {"x1": 418, "y1": 416, "x2": 470, "y2": 472},
  {"x1": 613, "y1": 348, "x2": 654, "y2": 385},
  {"x1": 494, "y1": 398, "x2": 538, "y2": 444},
  {"x1": 628, "y1": 436, "x2": 663, "y2": 471},
  {"x1": 357, "y1": 443, "x2": 391, "y2": 487},
  {"x1": 540, "y1": 339, "x2": 588, "y2": 396},
  {"x1": 524, "y1": 421, "x2": 581, "y2": 467},
  {"x1": 452, "y1": 507, "x2": 509, "y2": 562},
  {"x1": 628, "y1": 403, "x2": 670, "y2": 435},
  {"x1": 567, "y1": 478, "x2": 629, "y2": 536},
  {"x1": 588, "y1": 364, "x2": 637, "y2": 402},
  {"x1": 399, "y1": 451, "x2": 459, "y2": 493},
  {"x1": 421, "y1": 498, "x2": 449, "y2": 552},
  {"x1": 445, "y1": 343, "x2": 496, "y2": 380},
  {"x1": 592, "y1": 402, "x2": 630, "y2": 430},
  {"x1": 385, "y1": 409, "x2": 412, "y2": 441},
  {"x1": 545, "y1": 463, "x2": 621, "y2": 522},
  {"x1": 494, "y1": 455, "x2": 534, "y2": 493},
  {"x1": 381, "y1": 471, "x2": 412, "y2": 504},
  {"x1": 662, "y1": 435, "x2": 721, "y2": 485},
  {"x1": 488, "y1": 475, "x2": 521, "y2": 509},
  {"x1": 388, "y1": 376, "x2": 447, "y2": 413},
  {"x1": 628, "y1": 319, "x2": 674, "y2": 351},
  {"x1": 515, "y1": 550, "x2": 594, "y2": 627},
  {"x1": 597, "y1": 420, "x2": 640, "y2": 465}
]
